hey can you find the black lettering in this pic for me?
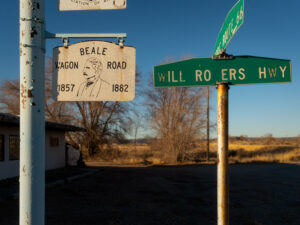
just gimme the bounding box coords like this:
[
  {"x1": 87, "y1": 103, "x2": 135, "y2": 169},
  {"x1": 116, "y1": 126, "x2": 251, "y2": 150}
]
[
  {"x1": 122, "y1": 62, "x2": 127, "y2": 69},
  {"x1": 79, "y1": 47, "x2": 107, "y2": 56},
  {"x1": 107, "y1": 61, "x2": 127, "y2": 70},
  {"x1": 74, "y1": 62, "x2": 78, "y2": 69},
  {"x1": 80, "y1": 48, "x2": 84, "y2": 56},
  {"x1": 97, "y1": 47, "x2": 101, "y2": 55},
  {"x1": 56, "y1": 61, "x2": 79, "y2": 70},
  {"x1": 102, "y1": 48, "x2": 107, "y2": 55},
  {"x1": 91, "y1": 47, "x2": 96, "y2": 55}
]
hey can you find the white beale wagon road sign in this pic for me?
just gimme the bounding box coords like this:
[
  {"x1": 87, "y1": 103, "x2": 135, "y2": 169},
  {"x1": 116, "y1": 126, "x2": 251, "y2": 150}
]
[
  {"x1": 53, "y1": 41, "x2": 136, "y2": 101},
  {"x1": 59, "y1": 0, "x2": 127, "y2": 11}
]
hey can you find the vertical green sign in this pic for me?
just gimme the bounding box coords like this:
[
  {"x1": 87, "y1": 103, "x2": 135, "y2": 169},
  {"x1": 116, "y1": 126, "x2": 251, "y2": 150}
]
[{"x1": 214, "y1": 0, "x2": 244, "y2": 55}]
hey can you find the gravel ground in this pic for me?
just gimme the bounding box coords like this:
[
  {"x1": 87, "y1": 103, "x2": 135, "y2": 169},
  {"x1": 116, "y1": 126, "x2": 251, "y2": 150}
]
[{"x1": 0, "y1": 163, "x2": 299, "y2": 225}]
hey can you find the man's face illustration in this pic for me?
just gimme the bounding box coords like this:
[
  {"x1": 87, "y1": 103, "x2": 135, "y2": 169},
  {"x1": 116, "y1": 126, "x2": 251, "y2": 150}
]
[{"x1": 83, "y1": 58, "x2": 102, "y2": 81}]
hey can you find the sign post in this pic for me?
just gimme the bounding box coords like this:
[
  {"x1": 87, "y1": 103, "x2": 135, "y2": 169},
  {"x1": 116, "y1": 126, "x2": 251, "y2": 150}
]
[
  {"x1": 154, "y1": 55, "x2": 292, "y2": 225},
  {"x1": 153, "y1": 1, "x2": 292, "y2": 225},
  {"x1": 19, "y1": 0, "x2": 45, "y2": 225},
  {"x1": 19, "y1": 1, "x2": 132, "y2": 225},
  {"x1": 217, "y1": 83, "x2": 229, "y2": 225}
]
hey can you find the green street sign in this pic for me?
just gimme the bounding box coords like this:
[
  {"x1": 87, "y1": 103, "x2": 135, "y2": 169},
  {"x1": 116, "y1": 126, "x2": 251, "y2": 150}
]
[
  {"x1": 214, "y1": 0, "x2": 244, "y2": 55},
  {"x1": 153, "y1": 56, "x2": 291, "y2": 87}
]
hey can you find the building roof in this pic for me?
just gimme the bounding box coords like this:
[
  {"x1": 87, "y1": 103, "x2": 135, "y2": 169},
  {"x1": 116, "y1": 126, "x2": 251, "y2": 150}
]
[{"x1": 0, "y1": 113, "x2": 85, "y2": 132}]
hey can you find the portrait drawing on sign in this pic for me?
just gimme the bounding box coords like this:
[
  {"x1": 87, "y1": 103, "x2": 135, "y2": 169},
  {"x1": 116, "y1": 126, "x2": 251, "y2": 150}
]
[{"x1": 77, "y1": 57, "x2": 109, "y2": 98}]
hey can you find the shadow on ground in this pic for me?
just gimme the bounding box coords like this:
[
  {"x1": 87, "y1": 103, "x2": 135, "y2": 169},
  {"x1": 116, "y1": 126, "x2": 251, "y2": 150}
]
[{"x1": 0, "y1": 163, "x2": 300, "y2": 225}]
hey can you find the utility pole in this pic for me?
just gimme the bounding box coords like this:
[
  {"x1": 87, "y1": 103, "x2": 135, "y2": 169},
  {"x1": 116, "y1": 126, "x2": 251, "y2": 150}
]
[
  {"x1": 206, "y1": 86, "x2": 210, "y2": 162},
  {"x1": 217, "y1": 83, "x2": 229, "y2": 225},
  {"x1": 19, "y1": 0, "x2": 45, "y2": 225}
]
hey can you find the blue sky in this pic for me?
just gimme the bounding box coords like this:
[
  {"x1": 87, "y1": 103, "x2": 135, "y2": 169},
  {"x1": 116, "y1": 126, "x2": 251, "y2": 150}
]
[{"x1": 0, "y1": 0, "x2": 299, "y2": 138}]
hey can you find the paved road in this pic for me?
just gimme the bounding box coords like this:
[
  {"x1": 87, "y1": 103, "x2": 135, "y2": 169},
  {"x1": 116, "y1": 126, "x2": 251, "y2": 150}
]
[{"x1": 0, "y1": 163, "x2": 299, "y2": 225}]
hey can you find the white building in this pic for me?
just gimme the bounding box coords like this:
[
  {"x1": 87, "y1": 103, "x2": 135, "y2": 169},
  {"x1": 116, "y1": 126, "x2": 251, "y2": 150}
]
[{"x1": 0, "y1": 113, "x2": 84, "y2": 180}]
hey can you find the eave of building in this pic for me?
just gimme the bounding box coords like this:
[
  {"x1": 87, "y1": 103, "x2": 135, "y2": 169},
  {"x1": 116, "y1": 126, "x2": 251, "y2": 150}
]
[{"x1": 0, "y1": 113, "x2": 85, "y2": 132}]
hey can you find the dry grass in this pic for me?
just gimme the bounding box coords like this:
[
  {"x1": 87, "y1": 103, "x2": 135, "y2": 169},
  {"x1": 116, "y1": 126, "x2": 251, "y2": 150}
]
[
  {"x1": 227, "y1": 137, "x2": 300, "y2": 163},
  {"x1": 85, "y1": 137, "x2": 300, "y2": 165},
  {"x1": 238, "y1": 148, "x2": 300, "y2": 163}
]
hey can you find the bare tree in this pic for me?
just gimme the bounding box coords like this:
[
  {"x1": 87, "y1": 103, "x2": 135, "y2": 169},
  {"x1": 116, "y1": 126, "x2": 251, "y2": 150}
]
[
  {"x1": 263, "y1": 133, "x2": 274, "y2": 144},
  {"x1": 66, "y1": 101, "x2": 132, "y2": 157},
  {"x1": 146, "y1": 85, "x2": 206, "y2": 163},
  {"x1": 45, "y1": 57, "x2": 75, "y2": 124},
  {"x1": 0, "y1": 57, "x2": 72, "y2": 123},
  {"x1": 130, "y1": 111, "x2": 143, "y2": 150},
  {"x1": 0, "y1": 79, "x2": 20, "y2": 115}
]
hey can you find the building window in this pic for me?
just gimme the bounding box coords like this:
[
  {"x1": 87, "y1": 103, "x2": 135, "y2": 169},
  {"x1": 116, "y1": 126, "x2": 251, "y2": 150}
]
[
  {"x1": 0, "y1": 135, "x2": 4, "y2": 161},
  {"x1": 9, "y1": 135, "x2": 20, "y2": 160},
  {"x1": 50, "y1": 137, "x2": 59, "y2": 147}
]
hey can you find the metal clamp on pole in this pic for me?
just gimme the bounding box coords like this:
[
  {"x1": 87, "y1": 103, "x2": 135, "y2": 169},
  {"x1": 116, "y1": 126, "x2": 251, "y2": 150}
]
[
  {"x1": 20, "y1": 17, "x2": 45, "y2": 24},
  {"x1": 212, "y1": 50, "x2": 234, "y2": 60},
  {"x1": 118, "y1": 38, "x2": 124, "y2": 48},
  {"x1": 63, "y1": 38, "x2": 69, "y2": 48},
  {"x1": 23, "y1": 44, "x2": 46, "y2": 53}
]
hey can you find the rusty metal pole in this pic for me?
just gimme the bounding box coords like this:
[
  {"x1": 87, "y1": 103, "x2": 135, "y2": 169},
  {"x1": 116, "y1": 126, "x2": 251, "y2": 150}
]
[
  {"x1": 19, "y1": 0, "x2": 45, "y2": 225},
  {"x1": 206, "y1": 86, "x2": 210, "y2": 162},
  {"x1": 217, "y1": 83, "x2": 229, "y2": 225}
]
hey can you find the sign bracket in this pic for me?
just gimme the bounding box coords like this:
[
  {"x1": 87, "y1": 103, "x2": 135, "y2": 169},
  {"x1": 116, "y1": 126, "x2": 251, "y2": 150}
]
[
  {"x1": 118, "y1": 38, "x2": 125, "y2": 48},
  {"x1": 212, "y1": 50, "x2": 234, "y2": 60},
  {"x1": 62, "y1": 38, "x2": 69, "y2": 48},
  {"x1": 44, "y1": 31, "x2": 127, "y2": 40}
]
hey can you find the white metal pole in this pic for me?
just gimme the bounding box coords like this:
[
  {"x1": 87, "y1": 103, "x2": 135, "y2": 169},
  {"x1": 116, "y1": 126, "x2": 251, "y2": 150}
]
[
  {"x1": 217, "y1": 83, "x2": 229, "y2": 225},
  {"x1": 19, "y1": 0, "x2": 45, "y2": 225}
]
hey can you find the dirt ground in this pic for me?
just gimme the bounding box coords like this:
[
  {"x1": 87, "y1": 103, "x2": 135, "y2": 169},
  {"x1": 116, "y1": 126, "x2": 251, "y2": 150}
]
[{"x1": 0, "y1": 163, "x2": 300, "y2": 225}]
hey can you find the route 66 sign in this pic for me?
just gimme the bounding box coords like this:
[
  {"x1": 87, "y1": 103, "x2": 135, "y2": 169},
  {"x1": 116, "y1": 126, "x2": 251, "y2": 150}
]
[
  {"x1": 53, "y1": 41, "x2": 136, "y2": 101},
  {"x1": 58, "y1": 0, "x2": 127, "y2": 11}
]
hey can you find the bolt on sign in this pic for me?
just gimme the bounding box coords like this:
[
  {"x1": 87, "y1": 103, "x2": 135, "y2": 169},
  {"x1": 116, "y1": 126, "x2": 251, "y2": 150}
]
[
  {"x1": 53, "y1": 41, "x2": 136, "y2": 101},
  {"x1": 214, "y1": 0, "x2": 244, "y2": 55},
  {"x1": 154, "y1": 56, "x2": 291, "y2": 87},
  {"x1": 58, "y1": 0, "x2": 127, "y2": 11}
]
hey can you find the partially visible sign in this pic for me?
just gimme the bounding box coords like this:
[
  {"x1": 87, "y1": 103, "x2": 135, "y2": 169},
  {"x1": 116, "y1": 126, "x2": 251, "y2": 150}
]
[
  {"x1": 53, "y1": 41, "x2": 136, "y2": 101},
  {"x1": 58, "y1": 0, "x2": 127, "y2": 11},
  {"x1": 214, "y1": 0, "x2": 244, "y2": 55},
  {"x1": 154, "y1": 56, "x2": 291, "y2": 87}
]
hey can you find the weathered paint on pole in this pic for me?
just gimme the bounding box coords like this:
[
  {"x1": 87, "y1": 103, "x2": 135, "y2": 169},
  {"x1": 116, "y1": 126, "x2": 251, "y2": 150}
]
[
  {"x1": 20, "y1": 0, "x2": 45, "y2": 225},
  {"x1": 217, "y1": 83, "x2": 229, "y2": 225},
  {"x1": 206, "y1": 86, "x2": 210, "y2": 162}
]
